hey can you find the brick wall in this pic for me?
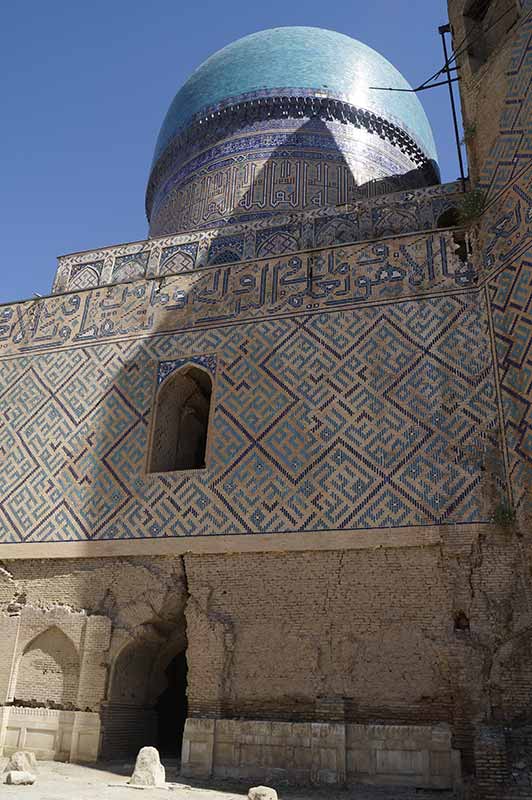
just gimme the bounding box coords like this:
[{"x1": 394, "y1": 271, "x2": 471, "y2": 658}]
[
  {"x1": 15, "y1": 626, "x2": 80, "y2": 706},
  {"x1": 100, "y1": 703, "x2": 157, "y2": 759},
  {"x1": 0, "y1": 529, "x2": 531, "y2": 782},
  {"x1": 182, "y1": 533, "x2": 532, "y2": 741},
  {"x1": 0, "y1": 556, "x2": 187, "y2": 713},
  {"x1": 448, "y1": 0, "x2": 523, "y2": 185},
  {"x1": 184, "y1": 548, "x2": 451, "y2": 720}
]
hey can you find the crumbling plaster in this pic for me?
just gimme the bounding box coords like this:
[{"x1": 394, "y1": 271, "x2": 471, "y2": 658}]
[
  {"x1": 181, "y1": 533, "x2": 532, "y2": 733},
  {"x1": 0, "y1": 557, "x2": 188, "y2": 711},
  {"x1": 0, "y1": 530, "x2": 530, "y2": 753}
]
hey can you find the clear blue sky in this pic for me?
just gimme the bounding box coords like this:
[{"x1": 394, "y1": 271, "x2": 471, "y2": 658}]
[{"x1": 0, "y1": 0, "x2": 460, "y2": 304}]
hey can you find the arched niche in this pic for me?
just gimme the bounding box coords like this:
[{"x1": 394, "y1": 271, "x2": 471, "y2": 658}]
[
  {"x1": 68, "y1": 266, "x2": 100, "y2": 291},
  {"x1": 315, "y1": 217, "x2": 359, "y2": 247},
  {"x1": 15, "y1": 626, "x2": 80, "y2": 707},
  {"x1": 257, "y1": 231, "x2": 299, "y2": 258},
  {"x1": 110, "y1": 639, "x2": 159, "y2": 707},
  {"x1": 148, "y1": 365, "x2": 212, "y2": 473},
  {"x1": 159, "y1": 250, "x2": 195, "y2": 275}
]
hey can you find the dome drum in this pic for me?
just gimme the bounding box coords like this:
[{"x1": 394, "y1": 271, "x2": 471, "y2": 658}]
[{"x1": 146, "y1": 91, "x2": 439, "y2": 224}]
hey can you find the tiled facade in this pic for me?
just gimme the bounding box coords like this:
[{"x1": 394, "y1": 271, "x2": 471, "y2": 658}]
[
  {"x1": 147, "y1": 117, "x2": 436, "y2": 237},
  {"x1": 1, "y1": 4, "x2": 532, "y2": 796},
  {"x1": 146, "y1": 27, "x2": 439, "y2": 236},
  {"x1": 0, "y1": 227, "x2": 506, "y2": 544},
  {"x1": 480, "y1": 7, "x2": 532, "y2": 528},
  {"x1": 53, "y1": 181, "x2": 463, "y2": 293}
]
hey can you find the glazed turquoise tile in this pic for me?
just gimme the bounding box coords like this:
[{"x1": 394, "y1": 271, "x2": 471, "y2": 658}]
[{"x1": 153, "y1": 27, "x2": 438, "y2": 165}]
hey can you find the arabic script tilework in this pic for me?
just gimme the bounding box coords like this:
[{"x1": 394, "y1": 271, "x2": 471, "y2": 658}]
[
  {"x1": 0, "y1": 231, "x2": 476, "y2": 362},
  {"x1": 52, "y1": 182, "x2": 464, "y2": 294}
]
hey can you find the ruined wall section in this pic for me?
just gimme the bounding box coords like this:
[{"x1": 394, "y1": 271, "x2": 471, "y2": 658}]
[
  {"x1": 0, "y1": 527, "x2": 530, "y2": 769},
  {"x1": 0, "y1": 556, "x2": 187, "y2": 711},
  {"x1": 183, "y1": 547, "x2": 453, "y2": 723},
  {"x1": 182, "y1": 532, "x2": 532, "y2": 755}
]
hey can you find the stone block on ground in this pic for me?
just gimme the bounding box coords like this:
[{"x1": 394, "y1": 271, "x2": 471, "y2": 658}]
[
  {"x1": 4, "y1": 771, "x2": 36, "y2": 785},
  {"x1": 3, "y1": 751, "x2": 38, "y2": 774},
  {"x1": 248, "y1": 786, "x2": 278, "y2": 800},
  {"x1": 128, "y1": 746, "x2": 166, "y2": 787}
]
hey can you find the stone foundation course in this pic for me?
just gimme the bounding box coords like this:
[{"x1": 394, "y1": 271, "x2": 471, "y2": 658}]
[{"x1": 181, "y1": 719, "x2": 461, "y2": 790}]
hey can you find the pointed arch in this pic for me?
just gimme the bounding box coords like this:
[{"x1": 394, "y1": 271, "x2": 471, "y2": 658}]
[
  {"x1": 15, "y1": 626, "x2": 80, "y2": 706},
  {"x1": 68, "y1": 266, "x2": 100, "y2": 291},
  {"x1": 315, "y1": 218, "x2": 359, "y2": 247},
  {"x1": 148, "y1": 365, "x2": 212, "y2": 473},
  {"x1": 159, "y1": 249, "x2": 195, "y2": 275},
  {"x1": 257, "y1": 231, "x2": 299, "y2": 258},
  {"x1": 102, "y1": 626, "x2": 188, "y2": 759}
]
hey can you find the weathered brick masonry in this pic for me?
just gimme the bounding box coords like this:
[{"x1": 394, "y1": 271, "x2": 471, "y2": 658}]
[
  {"x1": 1, "y1": 2, "x2": 532, "y2": 796},
  {"x1": 1, "y1": 530, "x2": 531, "y2": 766}
]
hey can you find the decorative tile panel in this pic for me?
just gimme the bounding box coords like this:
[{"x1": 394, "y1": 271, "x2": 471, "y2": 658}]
[
  {"x1": 52, "y1": 182, "x2": 465, "y2": 295},
  {"x1": 0, "y1": 261, "x2": 503, "y2": 544},
  {"x1": 4, "y1": 230, "x2": 476, "y2": 360},
  {"x1": 477, "y1": 9, "x2": 532, "y2": 521},
  {"x1": 158, "y1": 354, "x2": 217, "y2": 384},
  {"x1": 112, "y1": 252, "x2": 150, "y2": 283}
]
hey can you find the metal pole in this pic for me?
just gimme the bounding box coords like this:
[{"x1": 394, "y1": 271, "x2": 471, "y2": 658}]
[{"x1": 439, "y1": 24, "x2": 467, "y2": 192}]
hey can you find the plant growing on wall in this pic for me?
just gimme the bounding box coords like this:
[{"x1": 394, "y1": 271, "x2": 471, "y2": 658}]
[
  {"x1": 492, "y1": 502, "x2": 516, "y2": 527},
  {"x1": 461, "y1": 122, "x2": 477, "y2": 145},
  {"x1": 457, "y1": 189, "x2": 486, "y2": 225}
]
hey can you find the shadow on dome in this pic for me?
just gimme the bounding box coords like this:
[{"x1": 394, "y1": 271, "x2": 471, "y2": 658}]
[{"x1": 149, "y1": 114, "x2": 439, "y2": 264}]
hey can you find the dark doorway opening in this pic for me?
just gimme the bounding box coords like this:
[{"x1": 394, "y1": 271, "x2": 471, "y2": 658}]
[
  {"x1": 155, "y1": 651, "x2": 188, "y2": 758},
  {"x1": 102, "y1": 636, "x2": 188, "y2": 762}
]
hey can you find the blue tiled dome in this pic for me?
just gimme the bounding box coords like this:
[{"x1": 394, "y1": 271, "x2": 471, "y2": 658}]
[{"x1": 153, "y1": 26, "x2": 437, "y2": 165}]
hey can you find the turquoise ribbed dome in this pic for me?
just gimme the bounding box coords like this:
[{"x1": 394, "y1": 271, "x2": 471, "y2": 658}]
[{"x1": 153, "y1": 26, "x2": 438, "y2": 165}]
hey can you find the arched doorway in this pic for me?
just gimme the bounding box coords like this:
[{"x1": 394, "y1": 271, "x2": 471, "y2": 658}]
[{"x1": 101, "y1": 633, "x2": 188, "y2": 761}]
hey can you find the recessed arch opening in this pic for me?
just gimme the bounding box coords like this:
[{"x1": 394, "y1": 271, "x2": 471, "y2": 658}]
[
  {"x1": 148, "y1": 365, "x2": 212, "y2": 474},
  {"x1": 13, "y1": 626, "x2": 80, "y2": 708},
  {"x1": 101, "y1": 628, "x2": 188, "y2": 761},
  {"x1": 436, "y1": 207, "x2": 461, "y2": 229}
]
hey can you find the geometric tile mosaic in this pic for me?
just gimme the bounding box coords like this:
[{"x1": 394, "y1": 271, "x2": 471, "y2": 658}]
[
  {"x1": 7, "y1": 2, "x2": 532, "y2": 564},
  {"x1": 112, "y1": 252, "x2": 150, "y2": 283},
  {"x1": 0, "y1": 294, "x2": 504, "y2": 544},
  {"x1": 13, "y1": 11, "x2": 532, "y2": 542},
  {"x1": 478, "y1": 7, "x2": 532, "y2": 520}
]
